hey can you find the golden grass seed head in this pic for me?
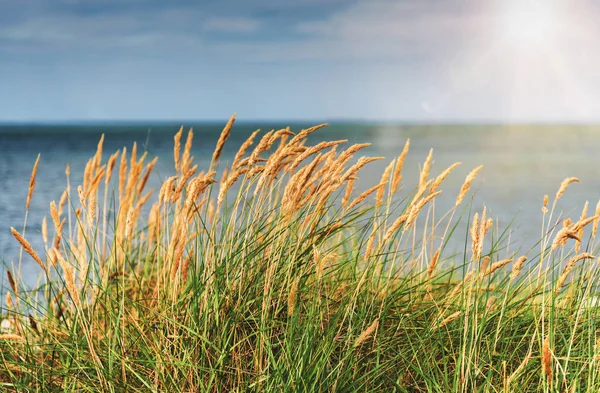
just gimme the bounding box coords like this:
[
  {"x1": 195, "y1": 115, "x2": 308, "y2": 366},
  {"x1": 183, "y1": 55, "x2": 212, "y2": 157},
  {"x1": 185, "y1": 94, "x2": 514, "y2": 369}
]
[
  {"x1": 429, "y1": 162, "x2": 461, "y2": 194},
  {"x1": 181, "y1": 128, "x2": 195, "y2": 174},
  {"x1": 542, "y1": 336, "x2": 552, "y2": 382},
  {"x1": 173, "y1": 126, "x2": 183, "y2": 172},
  {"x1": 419, "y1": 148, "x2": 433, "y2": 190},
  {"x1": 391, "y1": 138, "x2": 410, "y2": 194},
  {"x1": 354, "y1": 318, "x2": 379, "y2": 348},
  {"x1": 26, "y1": 153, "x2": 41, "y2": 210},
  {"x1": 554, "y1": 177, "x2": 579, "y2": 205},
  {"x1": 427, "y1": 248, "x2": 441, "y2": 279},
  {"x1": 510, "y1": 255, "x2": 528, "y2": 280},
  {"x1": 212, "y1": 114, "x2": 235, "y2": 167},
  {"x1": 11, "y1": 227, "x2": 47, "y2": 274},
  {"x1": 456, "y1": 165, "x2": 483, "y2": 207}
]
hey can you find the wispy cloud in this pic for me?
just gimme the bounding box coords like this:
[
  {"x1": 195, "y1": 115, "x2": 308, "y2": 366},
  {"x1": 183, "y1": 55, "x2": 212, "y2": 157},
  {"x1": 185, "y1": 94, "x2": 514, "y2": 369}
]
[{"x1": 203, "y1": 17, "x2": 261, "y2": 33}]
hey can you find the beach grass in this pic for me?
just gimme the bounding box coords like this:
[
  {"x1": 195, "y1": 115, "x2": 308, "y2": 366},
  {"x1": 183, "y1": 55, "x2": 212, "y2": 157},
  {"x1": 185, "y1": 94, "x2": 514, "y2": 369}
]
[{"x1": 2, "y1": 115, "x2": 600, "y2": 392}]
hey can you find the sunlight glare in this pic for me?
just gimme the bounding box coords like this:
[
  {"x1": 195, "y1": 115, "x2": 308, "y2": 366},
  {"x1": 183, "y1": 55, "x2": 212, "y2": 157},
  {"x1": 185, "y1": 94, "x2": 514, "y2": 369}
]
[{"x1": 497, "y1": 0, "x2": 563, "y2": 49}]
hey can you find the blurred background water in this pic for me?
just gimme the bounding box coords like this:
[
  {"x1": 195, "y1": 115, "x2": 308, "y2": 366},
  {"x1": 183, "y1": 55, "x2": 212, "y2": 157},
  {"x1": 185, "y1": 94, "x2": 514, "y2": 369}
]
[{"x1": 1, "y1": 122, "x2": 599, "y2": 286}]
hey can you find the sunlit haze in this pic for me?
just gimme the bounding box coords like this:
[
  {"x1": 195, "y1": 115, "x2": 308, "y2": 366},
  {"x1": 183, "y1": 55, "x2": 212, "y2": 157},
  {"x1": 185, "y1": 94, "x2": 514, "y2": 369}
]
[{"x1": 1, "y1": 0, "x2": 599, "y2": 122}]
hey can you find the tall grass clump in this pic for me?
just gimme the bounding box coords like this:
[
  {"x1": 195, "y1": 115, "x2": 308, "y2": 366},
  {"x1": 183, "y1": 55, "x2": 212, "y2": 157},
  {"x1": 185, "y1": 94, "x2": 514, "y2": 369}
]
[{"x1": 3, "y1": 115, "x2": 600, "y2": 392}]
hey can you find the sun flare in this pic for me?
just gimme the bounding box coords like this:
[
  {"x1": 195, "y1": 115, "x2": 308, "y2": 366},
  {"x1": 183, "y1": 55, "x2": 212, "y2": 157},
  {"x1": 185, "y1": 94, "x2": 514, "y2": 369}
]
[{"x1": 496, "y1": 0, "x2": 563, "y2": 49}]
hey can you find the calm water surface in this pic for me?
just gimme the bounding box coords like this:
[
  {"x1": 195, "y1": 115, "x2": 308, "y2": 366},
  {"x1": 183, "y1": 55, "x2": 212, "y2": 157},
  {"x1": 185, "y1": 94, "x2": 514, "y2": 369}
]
[{"x1": 1, "y1": 122, "x2": 599, "y2": 286}]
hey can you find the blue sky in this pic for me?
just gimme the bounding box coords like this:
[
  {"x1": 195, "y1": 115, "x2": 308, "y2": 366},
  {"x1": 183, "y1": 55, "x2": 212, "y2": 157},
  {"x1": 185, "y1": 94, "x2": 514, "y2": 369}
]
[{"x1": 1, "y1": 0, "x2": 600, "y2": 122}]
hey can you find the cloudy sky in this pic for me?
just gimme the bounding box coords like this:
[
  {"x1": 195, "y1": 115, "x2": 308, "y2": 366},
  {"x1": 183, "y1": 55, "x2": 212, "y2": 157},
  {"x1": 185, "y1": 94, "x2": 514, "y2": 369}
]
[{"x1": 1, "y1": 0, "x2": 600, "y2": 122}]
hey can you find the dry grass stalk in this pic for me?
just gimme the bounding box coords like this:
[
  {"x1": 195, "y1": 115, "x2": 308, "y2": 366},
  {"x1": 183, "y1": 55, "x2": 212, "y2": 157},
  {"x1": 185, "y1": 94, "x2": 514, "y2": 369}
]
[
  {"x1": 26, "y1": 153, "x2": 41, "y2": 210},
  {"x1": 404, "y1": 191, "x2": 441, "y2": 229},
  {"x1": 41, "y1": 216, "x2": 48, "y2": 246},
  {"x1": 173, "y1": 126, "x2": 183, "y2": 172},
  {"x1": 480, "y1": 255, "x2": 491, "y2": 272},
  {"x1": 427, "y1": 248, "x2": 441, "y2": 279},
  {"x1": 429, "y1": 162, "x2": 461, "y2": 194},
  {"x1": 436, "y1": 311, "x2": 461, "y2": 330},
  {"x1": 58, "y1": 188, "x2": 69, "y2": 217},
  {"x1": 542, "y1": 335, "x2": 552, "y2": 382},
  {"x1": 341, "y1": 178, "x2": 355, "y2": 208},
  {"x1": 287, "y1": 278, "x2": 299, "y2": 317},
  {"x1": 419, "y1": 149, "x2": 433, "y2": 190},
  {"x1": 105, "y1": 151, "x2": 119, "y2": 187},
  {"x1": 137, "y1": 157, "x2": 159, "y2": 195},
  {"x1": 54, "y1": 251, "x2": 81, "y2": 308},
  {"x1": 383, "y1": 213, "x2": 409, "y2": 242},
  {"x1": 347, "y1": 184, "x2": 386, "y2": 211},
  {"x1": 119, "y1": 147, "x2": 127, "y2": 200},
  {"x1": 554, "y1": 177, "x2": 579, "y2": 205},
  {"x1": 556, "y1": 253, "x2": 595, "y2": 294},
  {"x1": 455, "y1": 165, "x2": 483, "y2": 207},
  {"x1": 483, "y1": 258, "x2": 512, "y2": 276},
  {"x1": 5, "y1": 293, "x2": 13, "y2": 309},
  {"x1": 391, "y1": 139, "x2": 410, "y2": 194},
  {"x1": 470, "y1": 212, "x2": 480, "y2": 257},
  {"x1": 11, "y1": 227, "x2": 47, "y2": 274},
  {"x1": 248, "y1": 130, "x2": 274, "y2": 165},
  {"x1": 592, "y1": 200, "x2": 600, "y2": 239},
  {"x1": 287, "y1": 124, "x2": 328, "y2": 147},
  {"x1": 551, "y1": 227, "x2": 581, "y2": 250},
  {"x1": 449, "y1": 271, "x2": 474, "y2": 298},
  {"x1": 376, "y1": 160, "x2": 395, "y2": 207},
  {"x1": 181, "y1": 128, "x2": 194, "y2": 174},
  {"x1": 232, "y1": 129, "x2": 261, "y2": 169},
  {"x1": 510, "y1": 256, "x2": 528, "y2": 280},
  {"x1": 212, "y1": 114, "x2": 236, "y2": 167},
  {"x1": 6, "y1": 270, "x2": 16, "y2": 294},
  {"x1": 354, "y1": 318, "x2": 379, "y2": 348},
  {"x1": 0, "y1": 334, "x2": 25, "y2": 342},
  {"x1": 339, "y1": 156, "x2": 384, "y2": 185},
  {"x1": 576, "y1": 201, "x2": 589, "y2": 252},
  {"x1": 289, "y1": 140, "x2": 347, "y2": 172},
  {"x1": 94, "y1": 134, "x2": 104, "y2": 169}
]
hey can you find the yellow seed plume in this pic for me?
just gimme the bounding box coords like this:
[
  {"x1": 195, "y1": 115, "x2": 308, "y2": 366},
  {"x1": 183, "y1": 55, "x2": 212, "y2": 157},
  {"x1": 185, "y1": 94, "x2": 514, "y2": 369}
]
[
  {"x1": 288, "y1": 278, "x2": 299, "y2": 317},
  {"x1": 456, "y1": 165, "x2": 483, "y2": 207},
  {"x1": 212, "y1": 113, "x2": 236, "y2": 167},
  {"x1": 376, "y1": 160, "x2": 395, "y2": 207},
  {"x1": 0, "y1": 334, "x2": 25, "y2": 342},
  {"x1": 347, "y1": 184, "x2": 386, "y2": 211},
  {"x1": 556, "y1": 253, "x2": 595, "y2": 294},
  {"x1": 354, "y1": 318, "x2": 379, "y2": 348},
  {"x1": 542, "y1": 336, "x2": 552, "y2": 382},
  {"x1": 11, "y1": 227, "x2": 47, "y2": 274},
  {"x1": 427, "y1": 248, "x2": 441, "y2": 279},
  {"x1": 429, "y1": 162, "x2": 461, "y2": 194},
  {"x1": 437, "y1": 311, "x2": 461, "y2": 330},
  {"x1": 41, "y1": 216, "x2": 48, "y2": 246},
  {"x1": 55, "y1": 251, "x2": 81, "y2": 308},
  {"x1": 483, "y1": 258, "x2": 512, "y2": 276},
  {"x1": 510, "y1": 256, "x2": 528, "y2": 280},
  {"x1": 554, "y1": 177, "x2": 579, "y2": 205},
  {"x1": 383, "y1": 213, "x2": 409, "y2": 242},
  {"x1": 119, "y1": 147, "x2": 127, "y2": 199},
  {"x1": 26, "y1": 153, "x2": 41, "y2": 210},
  {"x1": 232, "y1": 129, "x2": 261, "y2": 169},
  {"x1": 391, "y1": 139, "x2": 410, "y2": 194},
  {"x1": 551, "y1": 227, "x2": 581, "y2": 250},
  {"x1": 419, "y1": 148, "x2": 433, "y2": 190},
  {"x1": 181, "y1": 128, "x2": 194, "y2": 174},
  {"x1": 173, "y1": 126, "x2": 183, "y2": 172},
  {"x1": 6, "y1": 270, "x2": 16, "y2": 294}
]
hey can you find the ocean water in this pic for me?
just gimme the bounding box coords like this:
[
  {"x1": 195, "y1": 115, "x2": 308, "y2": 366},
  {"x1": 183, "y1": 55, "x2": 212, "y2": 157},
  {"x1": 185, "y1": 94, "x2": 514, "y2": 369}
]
[{"x1": 1, "y1": 122, "x2": 599, "y2": 285}]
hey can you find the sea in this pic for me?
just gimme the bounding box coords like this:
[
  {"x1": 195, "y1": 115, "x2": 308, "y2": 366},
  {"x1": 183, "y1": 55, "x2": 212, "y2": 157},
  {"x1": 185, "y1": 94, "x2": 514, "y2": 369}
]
[{"x1": 1, "y1": 122, "x2": 599, "y2": 287}]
